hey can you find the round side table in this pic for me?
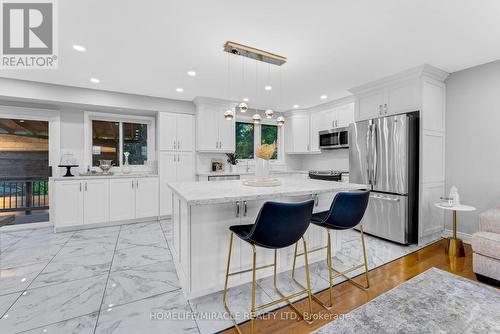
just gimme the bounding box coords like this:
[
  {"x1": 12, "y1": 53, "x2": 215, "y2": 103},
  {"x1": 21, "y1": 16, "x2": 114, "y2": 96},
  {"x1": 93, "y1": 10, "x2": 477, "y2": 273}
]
[{"x1": 435, "y1": 202, "x2": 476, "y2": 257}]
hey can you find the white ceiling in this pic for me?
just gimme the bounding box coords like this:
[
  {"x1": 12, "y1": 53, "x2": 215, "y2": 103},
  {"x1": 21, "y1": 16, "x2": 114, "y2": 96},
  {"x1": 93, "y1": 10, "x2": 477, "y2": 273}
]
[{"x1": 1, "y1": 0, "x2": 500, "y2": 111}]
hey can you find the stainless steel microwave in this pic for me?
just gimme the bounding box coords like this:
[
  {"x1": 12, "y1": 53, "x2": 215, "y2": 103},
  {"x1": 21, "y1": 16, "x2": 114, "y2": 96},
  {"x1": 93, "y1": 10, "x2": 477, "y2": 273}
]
[{"x1": 319, "y1": 127, "x2": 349, "y2": 149}]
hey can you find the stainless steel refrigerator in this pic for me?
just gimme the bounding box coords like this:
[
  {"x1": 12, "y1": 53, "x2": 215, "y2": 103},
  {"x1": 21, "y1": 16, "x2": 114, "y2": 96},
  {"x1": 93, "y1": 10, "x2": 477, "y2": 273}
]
[{"x1": 349, "y1": 112, "x2": 419, "y2": 244}]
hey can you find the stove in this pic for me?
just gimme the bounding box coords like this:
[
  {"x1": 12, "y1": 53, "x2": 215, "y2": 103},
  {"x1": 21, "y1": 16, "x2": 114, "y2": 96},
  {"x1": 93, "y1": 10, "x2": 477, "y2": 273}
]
[{"x1": 308, "y1": 170, "x2": 347, "y2": 181}]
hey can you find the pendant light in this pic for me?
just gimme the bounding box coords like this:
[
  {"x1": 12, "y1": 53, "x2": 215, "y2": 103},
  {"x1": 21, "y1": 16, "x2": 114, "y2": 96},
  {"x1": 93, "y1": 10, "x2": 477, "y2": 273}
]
[
  {"x1": 224, "y1": 53, "x2": 234, "y2": 121},
  {"x1": 277, "y1": 65, "x2": 285, "y2": 126},
  {"x1": 265, "y1": 109, "x2": 273, "y2": 118},
  {"x1": 238, "y1": 57, "x2": 248, "y2": 113},
  {"x1": 253, "y1": 59, "x2": 261, "y2": 124}
]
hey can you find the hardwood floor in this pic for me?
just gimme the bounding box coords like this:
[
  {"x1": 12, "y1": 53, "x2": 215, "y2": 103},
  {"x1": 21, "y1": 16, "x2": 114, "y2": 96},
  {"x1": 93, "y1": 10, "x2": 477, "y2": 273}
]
[{"x1": 221, "y1": 239, "x2": 486, "y2": 334}]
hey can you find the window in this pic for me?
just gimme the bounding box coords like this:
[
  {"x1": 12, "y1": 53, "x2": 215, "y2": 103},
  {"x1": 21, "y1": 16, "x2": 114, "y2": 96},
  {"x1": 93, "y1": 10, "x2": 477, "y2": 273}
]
[
  {"x1": 261, "y1": 124, "x2": 278, "y2": 159},
  {"x1": 235, "y1": 122, "x2": 254, "y2": 159},
  {"x1": 92, "y1": 120, "x2": 119, "y2": 166},
  {"x1": 87, "y1": 112, "x2": 154, "y2": 169},
  {"x1": 123, "y1": 122, "x2": 148, "y2": 165}
]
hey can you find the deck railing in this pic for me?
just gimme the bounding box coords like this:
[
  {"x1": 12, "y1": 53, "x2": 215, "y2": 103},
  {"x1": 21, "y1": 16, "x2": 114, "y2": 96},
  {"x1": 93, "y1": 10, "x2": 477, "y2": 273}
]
[{"x1": 0, "y1": 178, "x2": 49, "y2": 213}]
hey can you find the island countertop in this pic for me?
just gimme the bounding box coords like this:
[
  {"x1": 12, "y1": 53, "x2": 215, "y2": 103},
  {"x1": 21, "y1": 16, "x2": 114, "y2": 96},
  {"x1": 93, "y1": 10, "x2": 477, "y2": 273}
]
[{"x1": 167, "y1": 178, "x2": 368, "y2": 205}]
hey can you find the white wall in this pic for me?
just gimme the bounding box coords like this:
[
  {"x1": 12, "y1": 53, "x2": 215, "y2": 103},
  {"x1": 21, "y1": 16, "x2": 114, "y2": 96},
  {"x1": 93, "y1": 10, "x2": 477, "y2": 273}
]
[
  {"x1": 297, "y1": 150, "x2": 349, "y2": 171},
  {"x1": 445, "y1": 59, "x2": 500, "y2": 235}
]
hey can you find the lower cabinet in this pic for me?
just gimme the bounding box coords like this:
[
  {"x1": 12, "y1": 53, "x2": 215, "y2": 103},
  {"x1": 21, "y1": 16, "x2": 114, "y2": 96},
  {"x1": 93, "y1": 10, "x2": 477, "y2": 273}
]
[{"x1": 53, "y1": 177, "x2": 159, "y2": 231}]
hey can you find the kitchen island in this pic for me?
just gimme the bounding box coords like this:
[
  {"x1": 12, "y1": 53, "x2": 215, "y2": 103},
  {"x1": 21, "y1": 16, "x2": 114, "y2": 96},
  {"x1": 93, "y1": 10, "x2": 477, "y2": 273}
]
[{"x1": 167, "y1": 178, "x2": 367, "y2": 299}]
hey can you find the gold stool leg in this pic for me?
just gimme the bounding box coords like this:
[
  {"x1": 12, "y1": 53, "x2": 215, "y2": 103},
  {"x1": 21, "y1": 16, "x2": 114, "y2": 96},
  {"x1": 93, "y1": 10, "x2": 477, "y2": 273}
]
[
  {"x1": 359, "y1": 224, "x2": 370, "y2": 288},
  {"x1": 223, "y1": 233, "x2": 244, "y2": 334},
  {"x1": 326, "y1": 231, "x2": 334, "y2": 307},
  {"x1": 250, "y1": 245, "x2": 257, "y2": 334},
  {"x1": 302, "y1": 237, "x2": 314, "y2": 319},
  {"x1": 446, "y1": 210, "x2": 465, "y2": 257}
]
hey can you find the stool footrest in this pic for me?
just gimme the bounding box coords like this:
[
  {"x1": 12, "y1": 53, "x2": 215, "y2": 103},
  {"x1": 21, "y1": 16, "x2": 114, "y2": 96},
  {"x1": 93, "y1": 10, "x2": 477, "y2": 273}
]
[{"x1": 227, "y1": 263, "x2": 275, "y2": 277}]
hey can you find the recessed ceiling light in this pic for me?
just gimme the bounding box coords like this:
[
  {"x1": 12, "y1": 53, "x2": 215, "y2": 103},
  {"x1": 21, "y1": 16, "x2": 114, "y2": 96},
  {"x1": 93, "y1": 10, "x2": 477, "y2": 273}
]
[
  {"x1": 90, "y1": 78, "x2": 100, "y2": 84},
  {"x1": 293, "y1": 105, "x2": 299, "y2": 109},
  {"x1": 19, "y1": 120, "x2": 25, "y2": 123},
  {"x1": 320, "y1": 95, "x2": 327, "y2": 99},
  {"x1": 243, "y1": 97, "x2": 249, "y2": 102},
  {"x1": 176, "y1": 88, "x2": 183, "y2": 93},
  {"x1": 187, "y1": 71, "x2": 196, "y2": 76},
  {"x1": 264, "y1": 85, "x2": 272, "y2": 91},
  {"x1": 72, "y1": 44, "x2": 86, "y2": 52}
]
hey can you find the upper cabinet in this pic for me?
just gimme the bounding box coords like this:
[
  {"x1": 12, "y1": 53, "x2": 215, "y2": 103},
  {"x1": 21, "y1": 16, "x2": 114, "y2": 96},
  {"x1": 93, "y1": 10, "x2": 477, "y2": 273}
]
[
  {"x1": 194, "y1": 98, "x2": 236, "y2": 153},
  {"x1": 285, "y1": 99, "x2": 354, "y2": 154},
  {"x1": 353, "y1": 80, "x2": 420, "y2": 121},
  {"x1": 158, "y1": 112, "x2": 194, "y2": 152}
]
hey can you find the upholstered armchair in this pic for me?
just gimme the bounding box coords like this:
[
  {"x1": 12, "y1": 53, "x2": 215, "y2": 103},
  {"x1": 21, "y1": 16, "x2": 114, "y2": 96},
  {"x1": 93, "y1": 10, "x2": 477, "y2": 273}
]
[{"x1": 472, "y1": 205, "x2": 500, "y2": 285}]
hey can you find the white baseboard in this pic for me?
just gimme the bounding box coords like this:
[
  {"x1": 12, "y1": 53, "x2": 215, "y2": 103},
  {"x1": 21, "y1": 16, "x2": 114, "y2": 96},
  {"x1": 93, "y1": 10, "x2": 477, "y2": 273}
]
[
  {"x1": 1, "y1": 221, "x2": 52, "y2": 232},
  {"x1": 442, "y1": 229, "x2": 473, "y2": 244}
]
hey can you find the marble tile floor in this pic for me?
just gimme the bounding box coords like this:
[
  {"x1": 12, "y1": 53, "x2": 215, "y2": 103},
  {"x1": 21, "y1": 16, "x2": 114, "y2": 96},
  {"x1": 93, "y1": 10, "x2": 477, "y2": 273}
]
[{"x1": 0, "y1": 220, "x2": 428, "y2": 334}]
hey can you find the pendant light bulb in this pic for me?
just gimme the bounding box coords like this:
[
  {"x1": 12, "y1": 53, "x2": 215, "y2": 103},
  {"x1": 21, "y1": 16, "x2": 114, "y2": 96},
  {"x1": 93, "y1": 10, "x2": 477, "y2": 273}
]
[
  {"x1": 276, "y1": 116, "x2": 285, "y2": 126},
  {"x1": 252, "y1": 113, "x2": 261, "y2": 124},
  {"x1": 239, "y1": 102, "x2": 248, "y2": 113},
  {"x1": 224, "y1": 109, "x2": 234, "y2": 120}
]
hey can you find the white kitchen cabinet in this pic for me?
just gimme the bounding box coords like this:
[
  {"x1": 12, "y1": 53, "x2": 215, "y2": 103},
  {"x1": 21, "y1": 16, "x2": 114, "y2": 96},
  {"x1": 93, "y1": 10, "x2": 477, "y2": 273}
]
[
  {"x1": 109, "y1": 178, "x2": 136, "y2": 222},
  {"x1": 53, "y1": 176, "x2": 159, "y2": 232},
  {"x1": 353, "y1": 79, "x2": 421, "y2": 121},
  {"x1": 135, "y1": 177, "x2": 159, "y2": 218},
  {"x1": 356, "y1": 89, "x2": 386, "y2": 121},
  {"x1": 309, "y1": 112, "x2": 323, "y2": 152},
  {"x1": 158, "y1": 112, "x2": 194, "y2": 152},
  {"x1": 285, "y1": 113, "x2": 311, "y2": 153},
  {"x1": 195, "y1": 98, "x2": 236, "y2": 152},
  {"x1": 82, "y1": 179, "x2": 109, "y2": 224},
  {"x1": 54, "y1": 180, "x2": 83, "y2": 228},
  {"x1": 159, "y1": 151, "x2": 195, "y2": 216},
  {"x1": 323, "y1": 102, "x2": 355, "y2": 129}
]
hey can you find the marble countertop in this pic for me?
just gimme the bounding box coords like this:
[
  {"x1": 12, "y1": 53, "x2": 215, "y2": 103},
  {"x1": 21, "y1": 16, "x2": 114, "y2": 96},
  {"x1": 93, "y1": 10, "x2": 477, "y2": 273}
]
[
  {"x1": 196, "y1": 170, "x2": 308, "y2": 176},
  {"x1": 50, "y1": 173, "x2": 159, "y2": 181},
  {"x1": 168, "y1": 178, "x2": 368, "y2": 205}
]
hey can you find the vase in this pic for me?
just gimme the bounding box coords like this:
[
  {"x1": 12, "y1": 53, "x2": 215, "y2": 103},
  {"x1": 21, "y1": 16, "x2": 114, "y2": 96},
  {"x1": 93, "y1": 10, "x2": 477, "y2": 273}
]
[
  {"x1": 122, "y1": 152, "x2": 131, "y2": 174},
  {"x1": 255, "y1": 158, "x2": 270, "y2": 179}
]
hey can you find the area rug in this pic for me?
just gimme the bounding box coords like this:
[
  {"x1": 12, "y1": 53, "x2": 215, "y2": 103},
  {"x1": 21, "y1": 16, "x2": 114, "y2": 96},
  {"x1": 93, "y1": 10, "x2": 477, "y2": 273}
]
[{"x1": 313, "y1": 268, "x2": 500, "y2": 334}]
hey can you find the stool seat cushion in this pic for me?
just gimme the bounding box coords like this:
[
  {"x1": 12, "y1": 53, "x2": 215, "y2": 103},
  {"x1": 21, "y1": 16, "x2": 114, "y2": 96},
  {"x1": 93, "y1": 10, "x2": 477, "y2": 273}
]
[
  {"x1": 311, "y1": 211, "x2": 354, "y2": 230},
  {"x1": 229, "y1": 224, "x2": 253, "y2": 242}
]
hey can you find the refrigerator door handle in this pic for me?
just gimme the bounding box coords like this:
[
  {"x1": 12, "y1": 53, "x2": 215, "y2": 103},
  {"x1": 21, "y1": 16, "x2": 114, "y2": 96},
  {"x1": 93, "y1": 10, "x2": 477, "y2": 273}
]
[
  {"x1": 372, "y1": 123, "x2": 378, "y2": 186},
  {"x1": 366, "y1": 124, "x2": 372, "y2": 185}
]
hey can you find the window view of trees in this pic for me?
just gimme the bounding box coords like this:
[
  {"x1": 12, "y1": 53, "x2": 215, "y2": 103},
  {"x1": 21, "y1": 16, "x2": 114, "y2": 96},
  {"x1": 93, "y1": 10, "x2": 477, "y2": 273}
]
[
  {"x1": 261, "y1": 124, "x2": 278, "y2": 159},
  {"x1": 235, "y1": 122, "x2": 254, "y2": 159}
]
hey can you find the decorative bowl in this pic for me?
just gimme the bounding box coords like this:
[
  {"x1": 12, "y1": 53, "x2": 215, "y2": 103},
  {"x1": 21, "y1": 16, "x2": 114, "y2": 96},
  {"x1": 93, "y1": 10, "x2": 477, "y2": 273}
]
[{"x1": 99, "y1": 160, "x2": 113, "y2": 174}]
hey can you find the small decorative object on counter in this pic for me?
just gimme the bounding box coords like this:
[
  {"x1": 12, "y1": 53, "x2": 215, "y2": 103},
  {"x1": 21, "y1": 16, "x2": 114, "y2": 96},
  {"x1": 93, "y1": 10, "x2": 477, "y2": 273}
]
[
  {"x1": 226, "y1": 153, "x2": 238, "y2": 172},
  {"x1": 122, "y1": 152, "x2": 131, "y2": 174},
  {"x1": 98, "y1": 160, "x2": 113, "y2": 175},
  {"x1": 254, "y1": 142, "x2": 276, "y2": 180},
  {"x1": 58, "y1": 152, "x2": 79, "y2": 177},
  {"x1": 211, "y1": 159, "x2": 224, "y2": 172}
]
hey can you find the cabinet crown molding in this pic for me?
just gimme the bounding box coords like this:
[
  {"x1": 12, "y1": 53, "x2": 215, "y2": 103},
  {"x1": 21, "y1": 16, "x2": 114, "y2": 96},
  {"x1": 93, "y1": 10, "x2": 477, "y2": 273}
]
[{"x1": 348, "y1": 64, "x2": 449, "y2": 95}]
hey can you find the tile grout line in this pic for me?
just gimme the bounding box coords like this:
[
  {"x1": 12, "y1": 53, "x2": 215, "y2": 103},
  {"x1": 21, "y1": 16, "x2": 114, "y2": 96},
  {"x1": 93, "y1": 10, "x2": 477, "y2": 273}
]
[
  {"x1": 0, "y1": 230, "x2": 76, "y2": 319},
  {"x1": 15, "y1": 311, "x2": 97, "y2": 334},
  {"x1": 92, "y1": 225, "x2": 122, "y2": 334}
]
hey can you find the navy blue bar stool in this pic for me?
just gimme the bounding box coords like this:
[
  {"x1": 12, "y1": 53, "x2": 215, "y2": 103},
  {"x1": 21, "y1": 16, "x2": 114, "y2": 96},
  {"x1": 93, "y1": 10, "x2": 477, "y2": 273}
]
[
  {"x1": 223, "y1": 200, "x2": 315, "y2": 334},
  {"x1": 292, "y1": 191, "x2": 370, "y2": 309}
]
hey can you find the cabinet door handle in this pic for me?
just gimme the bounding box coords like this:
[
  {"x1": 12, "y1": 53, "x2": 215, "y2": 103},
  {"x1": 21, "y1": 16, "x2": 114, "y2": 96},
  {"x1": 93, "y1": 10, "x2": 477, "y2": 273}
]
[
  {"x1": 85, "y1": 182, "x2": 87, "y2": 192},
  {"x1": 243, "y1": 201, "x2": 247, "y2": 216},
  {"x1": 235, "y1": 201, "x2": 240, "y2": 218},
  {"x1": 384, "y1": 103, "x2": 388, "y2": 114},
  {"x1": 132, "y1": 180, "x2": 134, "y2": 189},
  {"x1": 378, "y1": 105, "x2": 382, "y2": 115},
  {"x1": 136, "y1": 180, "x2": 139, "y2": 189},
  {"x1": 79, "y1": 182, "x2": 82, "y2": 192}
]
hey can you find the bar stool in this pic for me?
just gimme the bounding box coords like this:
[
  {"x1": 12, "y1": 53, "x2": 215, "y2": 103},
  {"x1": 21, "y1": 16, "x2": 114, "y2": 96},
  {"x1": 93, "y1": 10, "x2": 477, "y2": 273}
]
[
  {"x1": 223, "y1": 200, "x2": 315, "y2": 334},
  {"x1": 292, "y1": 191, "x2": 370, "y2": 309}
]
